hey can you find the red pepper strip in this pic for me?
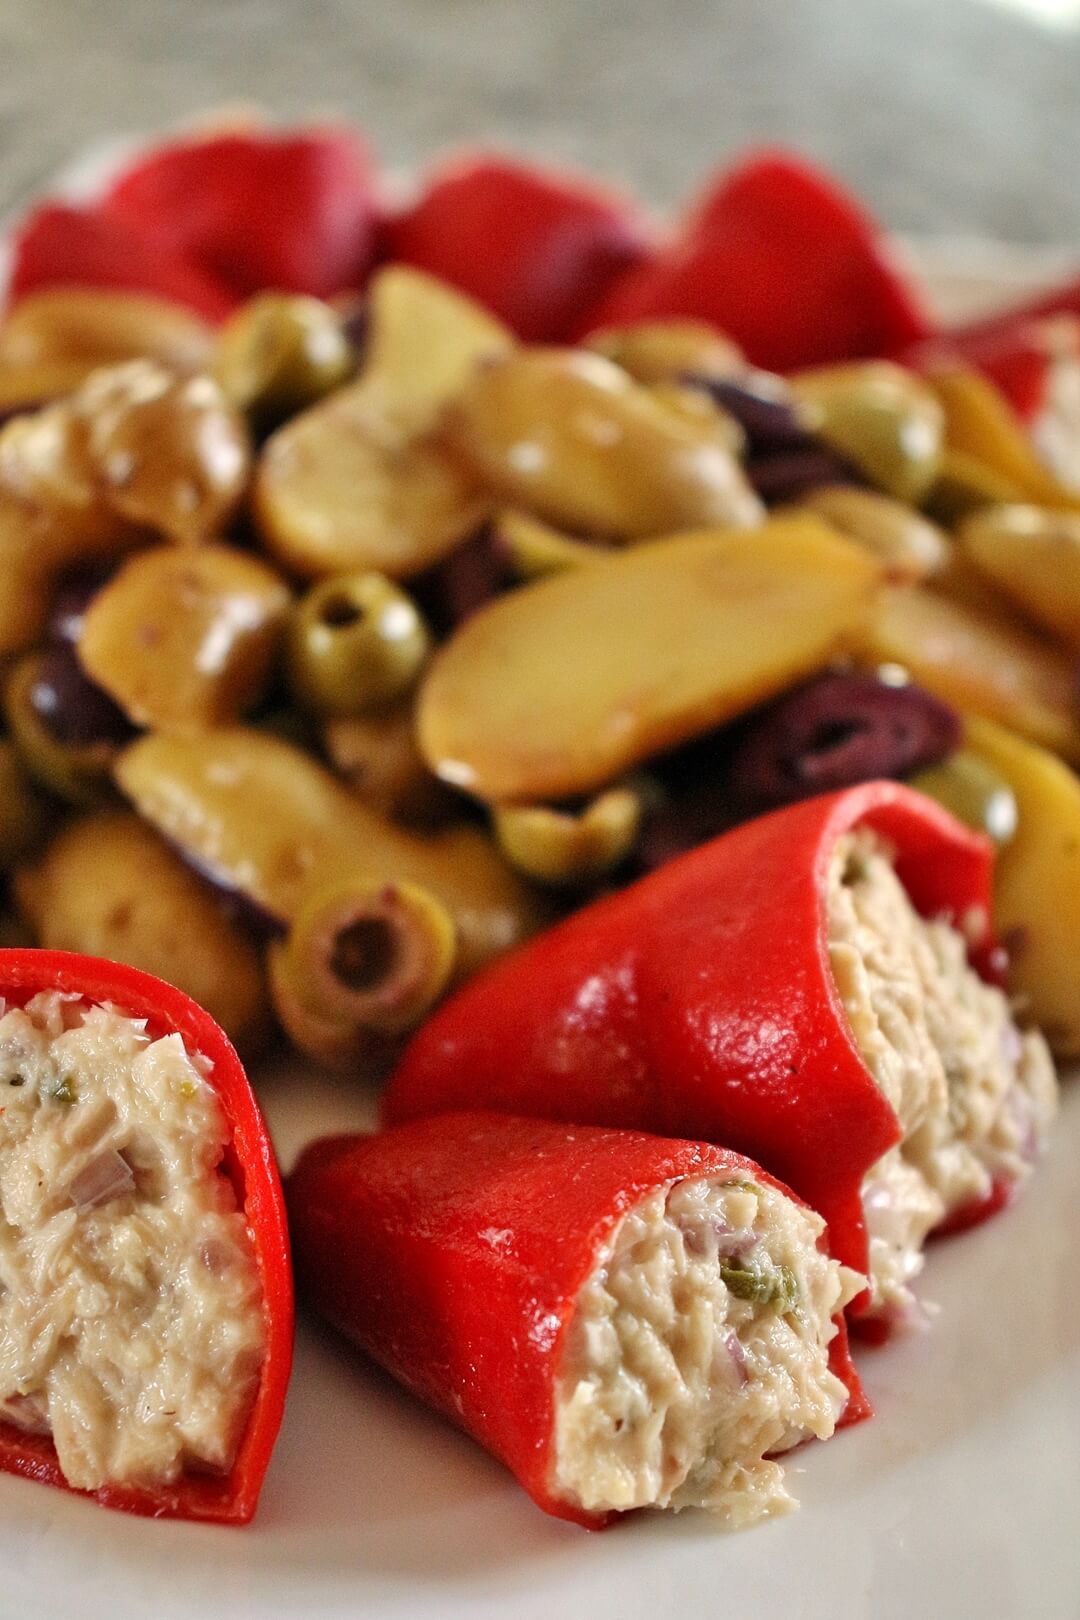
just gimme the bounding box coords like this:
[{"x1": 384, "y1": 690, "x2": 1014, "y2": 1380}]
[
  {"x1": 583, "y1": 149, "x2": 931, "y2": 372},
  {"x1": 7, "y1": 203, "x2": 237, "y2": 321},
  {"x1": 384, "y1": 153, "x2": 653, "y2": 341},
  {"x1": 384, "y1": 783, "x2": 995, "y2": 1320},
  {"x1": 0, "y1": 949, "x2": 292, "y2": 1522},
  {"x1": 287, "y1": 1111, "x2": 868, "y2": 1529},
  {"x1": 101, "y1": 127, "x2": 378, "y2": 303},
  {"x1": 907, "y1": 316, "x2": 1080, "y2": 423}
]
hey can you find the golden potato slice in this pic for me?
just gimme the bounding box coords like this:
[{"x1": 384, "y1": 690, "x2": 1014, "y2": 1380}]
[
  {"x1": 958, "y1": 505, "x2": 1080, "y2": 649},
  {"x1": 855, "y1": 584, "x2": 1080, "y2": 762},
  {"x1": 418, "y1": 517, "x2": 882, "y2": 802},
  {"x1": 930, "y1": 367, "x2": 1080, "y2": 510},
  {"x1": 115, "y1": 727, "x2": 542, "y2": 978},
  {"x1": 586, "y1": 319, "x2": 745, "y2": 385},
  {"x1": 14, "y1": 811, "x2": 269, "y2": 1049},
  {"x1": 794, "y1": 486, "x2": 950, "y2": 582},
  {"x1": 963, "y1": 715, "x2": 1080, "y2": 1055},
  {"x1": 441, "y1": 347, "x2": 763, "y2": 540},
  {"x1": 252, "y1": 267, "x2": 513, "y2": 580},
  {"x1": 0, "y1": 289, "x2": 212, "y2": 376},
  {"x1": 78, "y1": 543, "x2": 291, "y2": 731}
]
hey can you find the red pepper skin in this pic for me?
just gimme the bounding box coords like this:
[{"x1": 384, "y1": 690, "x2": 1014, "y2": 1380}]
[
  {"x1": 287, "y1": 1111, "x2": 867, "y2": 1529},
  {"x1": 384, "y1": 784, "x2": 995, "y2": 1317},
  {"x1": 101, "y1": 128, "x2": 378, "y2": 303},
  {"x1": 0, "y1": 949, "x2": 292, "y2": 1523},
  {"x1": 907, "y1": 316, "x2": 1080, "y2": 424},
  {"x1": 584, "y1": 149, "x2": 931, "y2": 372},
  {"x1": 8, "y1": 203, "x2": 237, "y2": 321},
  {"x1": 383, "y1": 154, "x2": 653, "y2": 341}
]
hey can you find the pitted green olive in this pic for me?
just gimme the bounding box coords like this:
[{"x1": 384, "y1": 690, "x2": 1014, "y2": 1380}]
[
  {"x1": 958, "y1": 504, "x2": 1080, "y2": 649},
  {"x1": 441, "y1": 347, "x2": 763, "y2": 540},
  {"x1": 276, "y1": 878, "x2": 457, "y2": 1040},
  {"x1": 795, "y1": 486, "x2": 950, "y2": 582},
  {"x1": 909, "y1": 750, "x2": 1018, "y2": 846},
  {"x1": 14, "y1": 812, "x2": 270, "y2": 1047},
  {"x1": 586, "y1": 320, "x2": 745, "y2": 385},
  {"x1": 214, "y1": 293, "x2": 355, "y2": 431},
  {"x1": 790, "y1": 362, "x2": 944, "y2": 504},
  {"x1": 493, "y1": 508, "x2": 610, "y2": 580},
  {"x1": 286, "y1": 572, "x2": 431, "y2": 716},
  {"x1": 0, "y1": 739, "x2": 51, "y2": 871},
  {"x1": 492, "y1": 787, "x2": 643, "y2": 885},
  {"x1": 78, "y1": 542, "x2": 291, "y2": 731}
]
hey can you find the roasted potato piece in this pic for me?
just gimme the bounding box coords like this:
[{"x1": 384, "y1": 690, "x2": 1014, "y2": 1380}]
[
  {"x1": 958, "y1": 505, "x2": 1080, "y2": 649},
  {"x1": 419, "y1": 517, "x2": 883, "y2": 802},
  {"x1": 14, "y1": 812, "x2": 270, "y2": 1049},
  {"x1": 586, "y1": 319, "x2": 744, "y2": 385},
  {"x1": 962, "y1": 715, "x2": 1080, "y2": 1055},
  {"x1": 442, "y1": 347, "x2": 762, "y2": 539},
  {"x1": 0, "y1": 288, "x2": 212, "y2": 378},
  {"x1": 855, "y1": 584, "x2": 1080, "y2": 763},
  {"x1": 789, "y1": 361, "x2": 944, "y2": 504},
  {"x1": 323, "y1": 705, "x2": 452, "y2": 826},
  {"x1": 77, "y1": 543, "x2": 291, "y2": 731},
  {"x1": 0, "y1": 495, "x2": 139, "y2": 658},
  {"x1": 795, "y1": 486, "x2": 950, "y2": 582},
  {"x1": 253, "y1": 267, "x2": 512, "y2": 580},
  {"x1": 214, "y1": 292, "x2": 355, "y2": 431},
  {"x1": 115, "y1": 727, "x2": 542, "y2": 978},
  {"x1": 930, "y1": 367, "x2": 1080, "y2": 510}
]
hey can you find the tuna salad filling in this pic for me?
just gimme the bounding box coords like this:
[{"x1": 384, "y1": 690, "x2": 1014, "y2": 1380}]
[
  {"x1": 828, "y1": 830, "x2": 1057, "y2": 1324},
  {"x1": 0, "y1": 991, "x2": 265, "y2": 1492},
  {"x1": 552, "y1": 1173, "x2": 862, "y2": 1528}
]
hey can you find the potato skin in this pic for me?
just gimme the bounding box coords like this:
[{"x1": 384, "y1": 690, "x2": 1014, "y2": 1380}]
[{"x1": 14, "y1": 812, "x2": 271, "y2": 1051}]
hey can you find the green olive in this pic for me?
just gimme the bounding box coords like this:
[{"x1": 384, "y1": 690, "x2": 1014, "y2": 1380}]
[
  {"x1": 286, "y1": 572, "x2": 432, "y2": 715},
  {"x1": 3, "y1": 654, "x2": 118, "y2": 807},
  {"x1": 909, "y1": 749, "x2": 1019, "y2": 846},
  {"x1": 215, "y1": 293, "x2": 356, "y2": 432},
  {"x1": 492, "y1": 786, "x2": 643, "y2": 885},
  {"x1": 0, "y1": 739, "x2": 51, "y2": 871},
  {"x1": 492, "y1": 508, "x2": 610, "y2": 581},
  {"x1": 794, "y1": 486, "x2": 950, "y2": 582},
  {"x1": 790, "y1": 362, "x2": 945, "y2": 504},
  {"x1": 276, "y1": 878, "x2": 457, "y2": 1040}
]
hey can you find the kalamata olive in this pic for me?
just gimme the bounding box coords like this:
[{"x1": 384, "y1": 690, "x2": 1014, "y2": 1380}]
[
  {"x1": 286, "y1": 572, "x2": 432, "y2": 715},
  {"x1": 28, "y1": 644, "x2": 134, "y2": 747},
  {"x1": 4, "y1": 652, "x2": 124, "y2": 807},
  {"x1": 412, "y1": 528, "x2": 512, "y2": 634},
  {"x1": 723, "y1": 671, "x2": 962, "y2": 811},
  {"x1": 747, "y1": 448, "x2": 863, "y2": 505},
  {"x1": 697, "y1": 373, "x2": 815, "y2": 454},
  {"x1": 47, "y1": 562, "x2": 118, "y2": 644}
]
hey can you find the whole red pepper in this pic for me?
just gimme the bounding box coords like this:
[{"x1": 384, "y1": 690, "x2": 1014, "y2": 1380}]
[
  {"x1": 0, "y1": 949, "x2": 293, "y2": 1523},
  {"x1": 384, "y1": 783, "x2": 995, "y2": 1318},
  {"x1": 287, "y1": 1111, "x2": 868, "y2": 1529}
]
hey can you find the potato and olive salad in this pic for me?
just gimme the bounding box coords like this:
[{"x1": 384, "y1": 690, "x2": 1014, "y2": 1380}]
[{"x1": 4, "y1": 131, "x2": 1080, "y2": 1078}]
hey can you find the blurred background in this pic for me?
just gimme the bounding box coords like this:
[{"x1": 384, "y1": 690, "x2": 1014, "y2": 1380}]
[{"x1": 1, "y1": 0, "x2": 1078, "y2": 241}]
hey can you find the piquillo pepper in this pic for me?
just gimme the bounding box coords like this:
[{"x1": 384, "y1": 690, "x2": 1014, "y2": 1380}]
[
  {"x1": 384, "y1": 783, "x2": 1057, "y2": 1327},
  {"x1": 287, "y1": 1111, "x2": 868, "y2": 1530},
  {"x1": 0, "y1": 949, "x2": 292, "y2": 1522}
]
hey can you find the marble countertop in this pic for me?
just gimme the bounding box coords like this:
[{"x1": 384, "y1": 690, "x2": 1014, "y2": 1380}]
[{"x1": 1, "y1": 0, "x2": 1079, "y2": 245}]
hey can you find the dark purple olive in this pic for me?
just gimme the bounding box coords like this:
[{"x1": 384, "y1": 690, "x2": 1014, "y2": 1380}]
[
  {"x1": 47, "y1": 564, "x2": 117, "y2": 645},
  {"x1": 747, "y1": 448, "x2": 864, "y2": 505},
  {"x1": 28, "y1": 646, "x2": 135, "y2": 747},
  {"x1": 691, "y1": 373, "x2": 811, "y2": 454},
  {"x1": 724, "y1": 672, "x2": 961, "y2": 812},
  {"x1": 412, "y1": 527, "x2": 511, "y2": 635}
]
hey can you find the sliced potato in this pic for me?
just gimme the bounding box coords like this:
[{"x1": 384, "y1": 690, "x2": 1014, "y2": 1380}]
[
  {"x1": 855, "y1": 584, "x2": 1080, "y2": 763},
  {"x1": 115, "y1": 727, "x2": 542, "y2": 978},
  {"x1": 958, "y1": 505, "x2": 1080, "y2": 649},
  {"x1": 963, "y1": 715, "x2": 1080, "y2": 1055},
  {"x1": 418, "y1": 517, "x2": 883, "y2": 802},
  {"x1": 0, "y1": 289, "x2": 212, "y2": 377},
  {"x1": 252, "y1": 267, "x2": 512, "y2": 580},
  {"x1": 586, "y1": 319, "x2": 744, "y2": 385},
  {"x1": 794, "y1": 486, "x2": 950, "y2": 582},
  {"x1": 930, "y1": 366, "x2": 1080, "y2": 510},
  {"x1": 78, "y1": 543, "x2": 291, "y2": 731},
  {"x1": 442, "y1": 347, "x2": 763, "y2": 539},
  {"x1": 14, "y1": 811, "x2": 269, "y2": 1049}
]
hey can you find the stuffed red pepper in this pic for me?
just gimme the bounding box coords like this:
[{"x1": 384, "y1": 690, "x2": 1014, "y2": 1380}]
[
  {"x1": 384, "y1": 783, "x2": 1057, "y2": 1330},
  {"x1": 0, "y1": 949, "x2": 292, "y2": 1522},
  {"x1": 287, "y1": 1112, "x2": 866, "y2": 1529}
]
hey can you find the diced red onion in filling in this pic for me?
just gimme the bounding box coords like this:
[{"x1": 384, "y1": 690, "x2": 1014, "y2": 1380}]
[{"x1": 68, "y1": 1149, "x2": 136, "y2": 1211}]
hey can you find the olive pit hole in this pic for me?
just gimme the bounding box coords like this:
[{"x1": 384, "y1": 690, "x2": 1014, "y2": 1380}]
[
  {"x1": 319, "y1": 594, "x2": 366, "y2": 630},
  {"x1": 330, "y1": 916, "x2": 399, "y2": 993}
]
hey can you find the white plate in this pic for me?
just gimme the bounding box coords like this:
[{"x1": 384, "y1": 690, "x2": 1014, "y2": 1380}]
[{"x1": 2, "y1": 247, "x2": 1080, "y2": 1620}]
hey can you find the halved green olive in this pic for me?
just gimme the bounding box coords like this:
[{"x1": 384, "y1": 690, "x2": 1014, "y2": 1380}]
[
  {"x1": 492, "y1": 787, "x2": 642, "y2": 885},
  {"x1": 286, "y1": 573, "x2": 432, "y2": 715},
  {"x1": 215, "y1": 293, "x2": 355, "y2": 432},
  {"x1": 790, "y1": 362, "x2": 945, "y2": 504},
  {"x1": 909, "y1": 749, "x2": 1018, "y2": 846}
]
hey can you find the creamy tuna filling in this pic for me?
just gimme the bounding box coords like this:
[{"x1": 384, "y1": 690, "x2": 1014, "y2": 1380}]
[
  {"x1": 828, "y1": 831, "x2": 1058, "y2": 1322},
  {"x1": 0, "y1": 991, "x2": 265, "y2": 1492},
  {"x1": 552, "y1": 1174, "x2": 862, "y2": 1528}
]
